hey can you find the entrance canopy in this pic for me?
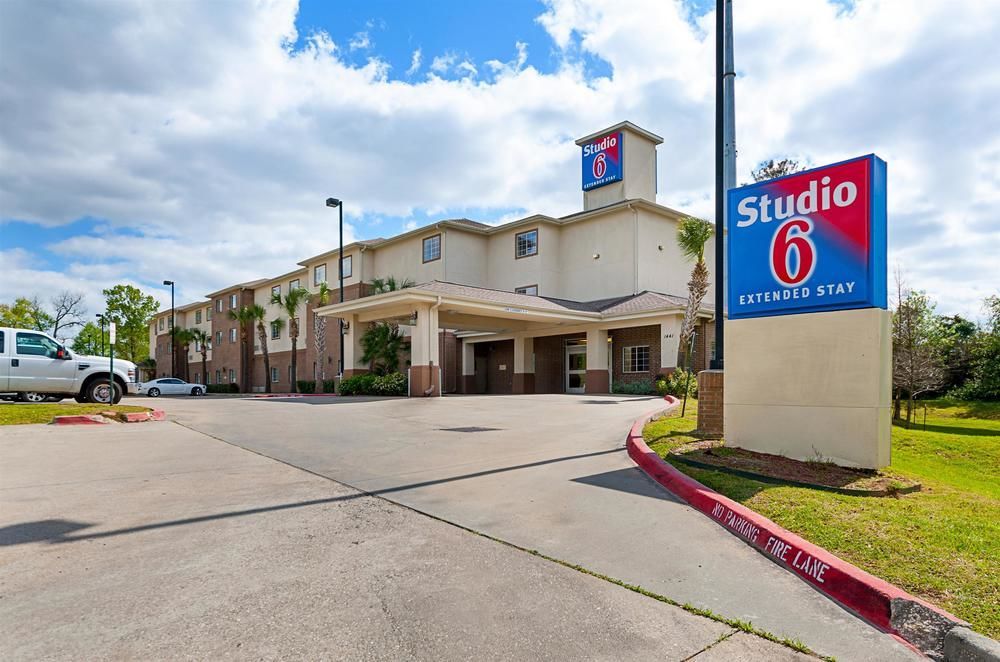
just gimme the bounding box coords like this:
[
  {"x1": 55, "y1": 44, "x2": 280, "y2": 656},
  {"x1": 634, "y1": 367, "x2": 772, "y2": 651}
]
[{"x1": 313, "y1": 280, "x2": 699, "y2": 335}]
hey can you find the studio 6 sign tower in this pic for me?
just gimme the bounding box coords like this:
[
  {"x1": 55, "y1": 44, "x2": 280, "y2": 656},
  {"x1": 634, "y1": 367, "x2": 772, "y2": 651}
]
[{"x1": 724, "y1": 155, "x2": 891, "y2": 469}]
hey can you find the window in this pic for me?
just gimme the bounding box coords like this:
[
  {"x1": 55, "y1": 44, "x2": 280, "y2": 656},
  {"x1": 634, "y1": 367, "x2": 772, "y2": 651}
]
[
  {"x1": 229, "y1": 294, "x2": 238, "y2": 309},
  {"x1": 229, "y1": 328, "x2": 237, "y2": 343},
  {"x1": 623, "y1": 346, "x2": 650, "y2": 373},
  {"x1": 229, "y1": 369, "x2": 236, "y2": 383},
  {"x1": 271, "y1": 321, "x2": 281, "y2": 340},
  {"x1": 271, "y1": 285, "x2": 281, "y2": 299},
  {"x1": 0, "y1": 330, "x2": 4, "y2": 353},
  {"x1": 216, "y1": 299, "x2": 223, "y2": 313},
  {"x1": 422, "y1": 234, "x2": 441, "y2": 263},
  {"x1": 215, "y1": 369, "x2": 221, "y2": 384},
  {"x1": 194, "y1": 340, "x2": 200, "y2": 352},
  {"x1": 288, "y1": 365, "x2": 293, "y2": 383},
  {"x1": 194, "y1": 373, "x2": 200, "y2": 384},
  {"x1": 207, "y1": 372, "x2": 212, "y2": 385},
  {"x1": 215, "y1": 330, "x2": 223, "y2": 346},
  {"x1": 289, "y1": 278, "x2": 300, "y2": 291},
  {"x1": 340, "y1": 254, "x2": 352, "y2": 279},
  {"x1": 515, "y1": 285, "x2": 538, "y2": 296},
  {"x1": 271, "y1": 367, "x2": 279, "y2": 383},
  {"x1": 206, "y1": 306, "x2": 212, "y2": 321},
  {"x1": 158, "y1": 317, "x2": 164, "y2": 331},
  {"x1": 515, "y1": 229, "x2": 538, "y2": 258},
  {"x1": 16, "y1": 332, "x2": 60, "y2": 357},
  {"x1": 195, "y1": 310, "x2": 202, "y2": 324},
  {"x1": 314, "y1": 263, "x2": 327, "y2": 286}
]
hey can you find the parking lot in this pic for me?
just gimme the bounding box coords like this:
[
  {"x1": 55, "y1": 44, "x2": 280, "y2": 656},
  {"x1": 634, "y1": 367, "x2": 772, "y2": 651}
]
[{"x1": 1, "y1": 394, "x2": 919, "y2": 660}]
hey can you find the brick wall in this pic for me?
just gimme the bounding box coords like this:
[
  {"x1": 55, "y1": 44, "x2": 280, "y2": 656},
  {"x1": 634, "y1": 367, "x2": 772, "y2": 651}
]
[
  {"x1": 473, "y1": 340, "x2": 514, "y2": 394},
  {"x1": 696, "y1": 370, "x2": 724, "y2": 437},
  {"x1": 533, "y1": 333, "x2": 584, "y2": 393},
  {"x1": 439, "y1": 331, "x2": 458, "y2": 393},
  {"x1": 209, "y1": 288, "x2": 255, "y2": 391},
  {"x1": 610, "y1": 324, "x2": 661, "y2": 386},
  {"x1": 252, "y1": 348, "x2": 307, "y2": 391}
]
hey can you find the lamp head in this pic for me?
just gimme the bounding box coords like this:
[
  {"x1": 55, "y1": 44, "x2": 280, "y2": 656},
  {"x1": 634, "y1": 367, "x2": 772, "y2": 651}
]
[
  {"x1": 163, "y1": 280, "x2": 174, "y2": 286},
  {"x1": 326, "y1": 197, "x2": 342, "y2": 208}
]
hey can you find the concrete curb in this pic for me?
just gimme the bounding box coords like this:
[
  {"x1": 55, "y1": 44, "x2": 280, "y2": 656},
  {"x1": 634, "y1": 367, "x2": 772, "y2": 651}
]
[
  {"x1": 248, "y1": 393, "x2": 338, "y2": 398},
  {"x1": 49, "y1": 409, "x2": 166, "y2": 426},
  {"x1": 944, "y1": 626, "x2": 1000, "y2": 662},
  {"x1": 50, "y1": 414, "x2": 108, "y2": 425},
  {"x1": 627, "y1": 395, "x2": 969, "y2": 660}
]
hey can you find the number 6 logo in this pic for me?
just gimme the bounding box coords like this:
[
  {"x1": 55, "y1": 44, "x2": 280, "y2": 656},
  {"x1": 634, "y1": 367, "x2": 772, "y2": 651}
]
[
  {"x1": 770, "y1": 217, "x2": 816, "y2": 286},
  {"x1": 592, "y1": 152, "x2": 607, "y2": 179}
]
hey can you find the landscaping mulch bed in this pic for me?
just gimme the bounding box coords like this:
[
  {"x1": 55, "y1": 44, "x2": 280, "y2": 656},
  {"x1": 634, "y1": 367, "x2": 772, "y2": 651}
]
[{"x1": 669, "y1": 441, "x2": 921, "y2": 496}]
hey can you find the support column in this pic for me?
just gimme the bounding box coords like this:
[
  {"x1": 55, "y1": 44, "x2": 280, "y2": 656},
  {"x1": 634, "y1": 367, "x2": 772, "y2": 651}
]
[
  {"x1": 660, "y1": 316, "x2": 682, "y2": 373},
  {"x1": 409, "y1": 303, "x2": 440, "y2": 396},
  {"x1": 512, "y1": 335, "x2": 534, "y2": 394},
  {"x1": 341, "y1": 314, "x2": 368, "y2": 378},
  {"x1": 460, "y1": 340, "x2": 475, "y2": 394},
  {"x1": 585, "y1": 328, "x2": 609, "y2": 394}
]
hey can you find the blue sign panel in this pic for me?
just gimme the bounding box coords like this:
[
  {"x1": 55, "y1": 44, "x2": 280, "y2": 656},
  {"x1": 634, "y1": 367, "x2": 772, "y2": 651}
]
[
  {"x1": 581, "y1": 131, "x2": 623, "y2": 191},
  {"x1": 727, "y1": 154, "x2": 887, "y2": 319}
]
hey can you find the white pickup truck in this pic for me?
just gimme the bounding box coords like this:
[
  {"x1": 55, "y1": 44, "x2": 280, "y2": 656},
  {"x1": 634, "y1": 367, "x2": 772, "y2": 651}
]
[{"x1": 0, "y1": 327, "x2": 138, "y2": 404}]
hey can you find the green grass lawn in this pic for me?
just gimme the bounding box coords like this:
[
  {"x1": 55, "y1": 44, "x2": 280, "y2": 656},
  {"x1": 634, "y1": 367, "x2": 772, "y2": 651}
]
[
  {"x1": 0, "y1": 403, "x2": 151, "y2": 426},
  {"x1": 643, "y1": 398, "x2": 1000, "y2": 638}
]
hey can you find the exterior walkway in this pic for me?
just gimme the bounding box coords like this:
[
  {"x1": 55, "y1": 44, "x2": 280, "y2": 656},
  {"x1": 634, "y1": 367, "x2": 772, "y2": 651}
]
[{"x1": 152, "y1": 394, "x2": 920, "y2": 661}]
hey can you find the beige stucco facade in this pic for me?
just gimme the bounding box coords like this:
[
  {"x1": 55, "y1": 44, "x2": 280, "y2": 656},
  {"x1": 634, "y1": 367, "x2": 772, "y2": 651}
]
[{"x1": 724, "y1": 308, "x2": 892, "y2": 469}]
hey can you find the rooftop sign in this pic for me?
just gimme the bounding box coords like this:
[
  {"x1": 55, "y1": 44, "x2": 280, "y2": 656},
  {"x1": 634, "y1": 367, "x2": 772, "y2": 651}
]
[
  {"x1": 581, "y1": 131, "x2": 623, "y2": 191},
  {"x1": 727, "y1": 154, "x2": 887, "y2": 319}
]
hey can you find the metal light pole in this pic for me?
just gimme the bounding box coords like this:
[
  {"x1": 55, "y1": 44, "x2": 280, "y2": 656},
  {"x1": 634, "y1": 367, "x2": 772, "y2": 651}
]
[
  {"x1": 711, "y1": 0, "x2": 727, "y2": 369},
  {"x1": 163, "y1": 280, "x2": 175, "y2": 377},
  {"x1": 96, "y1": 313, "x2": 105, "y2": 355},
  {"x1": 325, "y1": 198, "x2": 344, "y2": 377}
]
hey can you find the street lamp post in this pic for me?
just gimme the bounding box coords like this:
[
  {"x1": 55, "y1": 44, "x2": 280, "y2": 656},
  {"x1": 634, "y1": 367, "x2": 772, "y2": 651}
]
[
  {"x1": 325, "y1": 198, "x2": 344, "y2": 377},
  {"x1": 163, "y1": 280, "x2": 175, "y2": 377},
  {"x1": 96, "y1": 313, "x2": 105, "y2": 355}
]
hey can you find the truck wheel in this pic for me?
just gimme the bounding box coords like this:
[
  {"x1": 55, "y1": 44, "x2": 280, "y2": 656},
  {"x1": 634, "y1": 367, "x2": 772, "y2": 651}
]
[
  {"x1": 75, "y1": 394, "x2": 89, "y2": 403},
  {"x1": 86, "y1": 380, "x2": 122, "y2": 405},
  {"x1": 18, "y1": 392, "x2": 47, "y2": 403}
]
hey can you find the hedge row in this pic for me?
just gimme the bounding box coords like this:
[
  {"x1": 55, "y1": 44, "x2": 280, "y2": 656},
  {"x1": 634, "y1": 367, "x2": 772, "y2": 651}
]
[{"x1": 338, "y1": 372, "x2": 407, "y2": 396}]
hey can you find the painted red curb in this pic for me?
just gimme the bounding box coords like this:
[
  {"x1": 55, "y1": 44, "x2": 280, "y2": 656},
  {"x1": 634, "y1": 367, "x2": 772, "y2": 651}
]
[
  {"x1": 149, "y1": 409, "x2": 166, "y2": 421},
  {"x1": 51, "y1": 415, "x2": 108, "y2": 425},
  {"x1": 627, "y1": 396, "x2": 965, "y2": 649}
]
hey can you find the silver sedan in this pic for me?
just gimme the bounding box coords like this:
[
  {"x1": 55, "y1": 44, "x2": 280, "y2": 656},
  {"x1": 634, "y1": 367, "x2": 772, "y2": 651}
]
[{"x1": 138, "y1": 378, "x2": 206, "y2": 397}]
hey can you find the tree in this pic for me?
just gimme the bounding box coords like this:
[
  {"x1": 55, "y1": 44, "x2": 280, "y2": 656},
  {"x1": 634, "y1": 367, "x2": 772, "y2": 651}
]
[
  {"x1": 228, "y1": 306, "x2": 258, "y2": 393},
  {"x1": 270, "y1": 286, "x2": 311, "y2": 392},
  {"x1": 50, "y1": 291, "x2": 87, "y2": 339},
  {"x1": 102, "y1": 285, "x2": 159, "y2": 363},
  {"x1": 190, "y1": 328, "x2": 211, "y2": 387},
  {"x1": 892, "y1": 274, "x2": 945, "y2": 424},
  {"x1": 359, "y1": 276, "x2": 415, "y2": 375},
  {"x1": 71, "y1": 321, "x2": 107, "y2": 356},
  {"x1": 244, "y1": 304, "x2": 272, "y2": 394},
  {"x1": 936, "y1": 314, "x2": 978, "y2": 392},
  {"x1": 312, "y1": 282, "x2": 331, "y2": 389},
  {"x1": 0, "y1": 296, "x2": 54, "y2": 331},
  {"x1": 675, "y1": 217, "x2": 714, "y2": 362},
  {"x1": 957, "y1": 295, "x2": 1000, "y2": 401},
  {"x1": 751, "y1": 158, "x2": 803, "y2": 182},
  {"x1": 170, "y1": 327, "x2": 197, "y2": 381}
]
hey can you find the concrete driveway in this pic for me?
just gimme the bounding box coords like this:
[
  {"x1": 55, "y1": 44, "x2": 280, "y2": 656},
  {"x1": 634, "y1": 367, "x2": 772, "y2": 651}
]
[
  {"x1": 0, "y1": 410, "x2": 816, "y2": 661},
  {"x1": 145, "y1": 393, "x2": 918, "y2": 661}
]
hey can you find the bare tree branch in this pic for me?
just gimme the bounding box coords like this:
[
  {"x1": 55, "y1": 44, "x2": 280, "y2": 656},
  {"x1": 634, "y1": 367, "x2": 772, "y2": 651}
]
[{"x1": 50, "y1": 291, "x2": 87, "y2": 339}]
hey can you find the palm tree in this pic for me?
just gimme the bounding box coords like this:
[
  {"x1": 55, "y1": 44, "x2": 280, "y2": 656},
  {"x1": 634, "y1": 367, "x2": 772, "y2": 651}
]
[
  {"x1": 361, "y1": 276, "x2": 415, "y2": 375},
  {"x1": 271, "y1": 286, "x2": 311, "y2": 392},
  {"x1": 170, "y1": 326, "x2": 197, "y2": 381},
  {"x1": 247, "y1": 304, "x2": 272, "y2": 393},
  {"x1": 228, "y1": 305, "x2": 258, "y2": 393},
  {"x1": 312, "y1": 282, "x2": 331, "y2": 390},
  {"x1": 676, "y1": 216, "x2": 714, "y2": 366},
  {"x1": 190, "y1": 328, "x2": 210, "y2": 386}
]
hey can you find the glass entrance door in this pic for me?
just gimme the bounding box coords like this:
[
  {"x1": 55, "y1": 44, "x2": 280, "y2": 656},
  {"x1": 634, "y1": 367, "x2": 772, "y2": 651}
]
[{"x1": 566, "y1": 345, "x2": 586, "y2": 394}]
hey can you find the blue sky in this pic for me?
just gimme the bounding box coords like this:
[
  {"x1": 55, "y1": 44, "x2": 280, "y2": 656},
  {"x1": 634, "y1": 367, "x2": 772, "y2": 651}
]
[{"x1": 1, "y1": 0, "x2": 997, "y2": 320}]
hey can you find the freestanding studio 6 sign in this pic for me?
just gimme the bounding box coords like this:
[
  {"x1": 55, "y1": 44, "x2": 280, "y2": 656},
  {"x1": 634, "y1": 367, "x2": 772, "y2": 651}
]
[
  {"x1": 727, "y1": 155, "x2": 887, "y2": 319},
  {"x1": 581, "y1": 131, "x2": 623, "y2": 191}
]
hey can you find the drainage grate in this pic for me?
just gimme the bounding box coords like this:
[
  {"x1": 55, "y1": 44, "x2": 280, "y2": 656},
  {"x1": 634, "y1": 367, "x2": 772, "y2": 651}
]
[{"x1": 439, "y1": 426, "x2": 503, "y2": 433}]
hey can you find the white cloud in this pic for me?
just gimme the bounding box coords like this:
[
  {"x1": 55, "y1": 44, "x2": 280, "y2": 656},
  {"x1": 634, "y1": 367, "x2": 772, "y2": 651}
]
[
  {"x1": 406, "y1": 48, "x2": 422, "y2": 76},
  {"x1": 349, "y1": 30, "x2": 371, "y2": 51},
  {"x1": 0, "y1": 0, "x2": 996, "y2": 319}
]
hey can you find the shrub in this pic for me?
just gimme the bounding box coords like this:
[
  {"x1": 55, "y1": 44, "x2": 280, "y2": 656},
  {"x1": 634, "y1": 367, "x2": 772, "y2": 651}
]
[
  {"x1": 322, "y1": 379, "x2": 337, "y2": 394},
  {"x1": 207, "y1": 383, "x2": 239, "y2": 394},
  {"x1": 656, "y1": 368, "x2": 698, "y2": 398},
  {"x1": 612, "y1": 380, "x2": 656, "y2": 395},
  {"x1": 296, "y1": 380, "x2": 316, "y2": 394},
  {"x1": 338, "y1": 372, "x2": 407, "y2": 396}
]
